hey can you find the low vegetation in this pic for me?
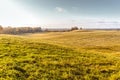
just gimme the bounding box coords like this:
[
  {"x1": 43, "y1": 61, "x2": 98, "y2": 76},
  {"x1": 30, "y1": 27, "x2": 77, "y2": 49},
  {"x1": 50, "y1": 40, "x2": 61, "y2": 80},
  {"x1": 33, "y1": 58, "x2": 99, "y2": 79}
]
[
  {"x1": 0, "y1": 26, "x2": 42, "y2": 34},
  {"x1": 0, "y1": 30, "x2": 120, "y2": 80}
]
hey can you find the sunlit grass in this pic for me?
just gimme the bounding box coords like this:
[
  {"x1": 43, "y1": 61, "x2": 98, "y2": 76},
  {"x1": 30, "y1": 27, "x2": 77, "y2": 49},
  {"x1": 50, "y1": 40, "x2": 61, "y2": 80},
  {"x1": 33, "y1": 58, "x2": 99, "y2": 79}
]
[{"x1": 0, "y1": 30, "x2": 120, "y2": 80}]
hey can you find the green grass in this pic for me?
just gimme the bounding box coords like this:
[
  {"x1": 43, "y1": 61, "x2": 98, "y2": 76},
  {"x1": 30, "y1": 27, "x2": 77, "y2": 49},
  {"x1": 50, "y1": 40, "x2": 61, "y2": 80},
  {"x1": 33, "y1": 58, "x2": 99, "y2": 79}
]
[{"x1": 0, "y1": 30, "x2": 120, "y2": 80}]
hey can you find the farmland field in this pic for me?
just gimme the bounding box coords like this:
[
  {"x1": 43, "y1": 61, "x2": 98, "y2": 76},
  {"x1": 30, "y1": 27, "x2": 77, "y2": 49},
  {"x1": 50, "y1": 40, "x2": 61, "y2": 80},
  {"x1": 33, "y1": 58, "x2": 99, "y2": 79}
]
[{"x1": 0, "y1": 30, "x2": 120, "y2": 80}]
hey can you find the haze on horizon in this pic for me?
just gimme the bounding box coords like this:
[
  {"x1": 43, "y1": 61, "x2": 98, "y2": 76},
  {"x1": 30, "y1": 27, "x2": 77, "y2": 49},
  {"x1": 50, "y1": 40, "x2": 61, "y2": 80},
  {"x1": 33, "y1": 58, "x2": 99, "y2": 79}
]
[{"x1": 1, "y1": 0, "x2": 120, "y2": 29}]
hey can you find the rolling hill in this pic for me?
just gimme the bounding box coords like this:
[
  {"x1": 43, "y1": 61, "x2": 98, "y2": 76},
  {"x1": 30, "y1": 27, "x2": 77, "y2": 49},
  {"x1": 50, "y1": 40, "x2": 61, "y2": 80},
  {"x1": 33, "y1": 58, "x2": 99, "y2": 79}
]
[{"x1": 0, "y1": 30, "x2": 120, "y2": 80}]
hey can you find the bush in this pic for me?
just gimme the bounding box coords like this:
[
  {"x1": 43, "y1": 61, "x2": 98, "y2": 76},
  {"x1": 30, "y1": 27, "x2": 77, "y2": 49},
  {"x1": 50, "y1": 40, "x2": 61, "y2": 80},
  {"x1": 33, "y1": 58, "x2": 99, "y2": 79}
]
[{"x1": 71, "y1": 26, "x2": 79, "y2": 31}]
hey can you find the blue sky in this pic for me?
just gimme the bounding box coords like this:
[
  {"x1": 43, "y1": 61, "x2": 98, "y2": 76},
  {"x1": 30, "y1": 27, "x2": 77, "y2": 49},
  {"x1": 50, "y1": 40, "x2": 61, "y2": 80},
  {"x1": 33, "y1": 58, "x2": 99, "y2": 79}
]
[{"x1": 1, "y1": 0, "x2": 120, "y2": 28}]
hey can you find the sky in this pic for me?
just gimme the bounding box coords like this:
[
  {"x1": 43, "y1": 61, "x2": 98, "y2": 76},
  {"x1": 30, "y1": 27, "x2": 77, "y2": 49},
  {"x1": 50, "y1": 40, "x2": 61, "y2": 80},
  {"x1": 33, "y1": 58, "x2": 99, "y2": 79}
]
[{"x1": 1, "y1": 0, "x2": 120, "y2": 28}]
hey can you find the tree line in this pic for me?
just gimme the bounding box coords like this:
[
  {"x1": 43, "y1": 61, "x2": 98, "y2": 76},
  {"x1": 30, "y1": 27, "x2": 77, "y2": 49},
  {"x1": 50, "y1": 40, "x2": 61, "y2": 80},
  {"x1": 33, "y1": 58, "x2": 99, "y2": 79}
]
[
  {"x1": 0, "y1": 26, "x2": 42, "y2": 34},
  {"x1": 0, "y1": 25, "x2": 82, "y2": 34}
]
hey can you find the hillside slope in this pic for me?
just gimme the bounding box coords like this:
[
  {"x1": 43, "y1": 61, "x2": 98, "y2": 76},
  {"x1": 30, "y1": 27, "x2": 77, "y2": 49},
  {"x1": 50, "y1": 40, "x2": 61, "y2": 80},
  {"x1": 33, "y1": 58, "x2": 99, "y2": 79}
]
[
  {"x1": 27, "y1": 30, "x2": 120, "y2": 53},
  {"x1": 0, "y1": 31, "x2": 120, "y2": 80}
]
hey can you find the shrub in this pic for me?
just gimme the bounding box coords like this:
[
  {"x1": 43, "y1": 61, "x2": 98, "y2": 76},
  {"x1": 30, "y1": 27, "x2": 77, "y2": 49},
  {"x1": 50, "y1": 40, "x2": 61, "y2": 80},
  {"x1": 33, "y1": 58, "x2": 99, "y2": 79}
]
[{"x1": 71, "y1": 26, "x2": 79, "y2": 31}]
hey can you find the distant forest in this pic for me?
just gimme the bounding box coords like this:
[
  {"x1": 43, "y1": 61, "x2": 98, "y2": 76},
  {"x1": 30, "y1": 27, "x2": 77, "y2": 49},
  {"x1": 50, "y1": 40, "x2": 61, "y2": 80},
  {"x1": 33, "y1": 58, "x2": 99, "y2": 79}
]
[
  {"x1": 0, "y1": 26, "x2": 80, "y2": 34},
  {"x1": 0, "y1": 26, "x2": 42, "y2": 34}
]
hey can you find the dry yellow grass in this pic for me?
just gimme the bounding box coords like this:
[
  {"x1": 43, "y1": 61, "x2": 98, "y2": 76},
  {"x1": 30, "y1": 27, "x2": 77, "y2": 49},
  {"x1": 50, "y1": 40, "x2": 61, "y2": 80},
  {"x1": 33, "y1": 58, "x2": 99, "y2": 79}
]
[
  {"x1": 1, "y1": 30, "x2": 120, "y2": 80},
  {"x1": 25, "y1": 30, "x2": 120, "y2": 54}
]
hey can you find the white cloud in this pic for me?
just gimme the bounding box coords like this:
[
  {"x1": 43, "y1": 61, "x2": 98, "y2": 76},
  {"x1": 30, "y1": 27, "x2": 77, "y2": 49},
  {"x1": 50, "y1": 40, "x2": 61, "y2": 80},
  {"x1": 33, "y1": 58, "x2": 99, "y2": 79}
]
[
  {"x1": 0, "y1": 0, "x2": 41, "y2": 27},
  {"x1": 55, "y1": 7, "x2": 66, "y2": 13}
]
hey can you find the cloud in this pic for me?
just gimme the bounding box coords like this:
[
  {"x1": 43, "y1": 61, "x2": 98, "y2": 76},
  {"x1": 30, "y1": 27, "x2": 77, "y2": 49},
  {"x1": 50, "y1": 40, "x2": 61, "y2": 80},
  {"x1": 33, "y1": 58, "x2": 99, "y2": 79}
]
[
  {"x1": 55, "y1": 7, "x2": 66, "y2": 12},
  {"x1": 72, "y1": 7, "x2": 78, "y2": 11},
  {"x1": 97, "y1": 21, "x2": 120, "y2": 24}
]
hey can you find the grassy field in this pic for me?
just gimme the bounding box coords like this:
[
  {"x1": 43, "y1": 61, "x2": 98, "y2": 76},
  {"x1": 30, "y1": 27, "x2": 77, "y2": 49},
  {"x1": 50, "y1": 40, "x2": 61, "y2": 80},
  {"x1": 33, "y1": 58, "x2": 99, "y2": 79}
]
[{"x1": 0, "y1": 30, "x2": 120, "y2": 80}]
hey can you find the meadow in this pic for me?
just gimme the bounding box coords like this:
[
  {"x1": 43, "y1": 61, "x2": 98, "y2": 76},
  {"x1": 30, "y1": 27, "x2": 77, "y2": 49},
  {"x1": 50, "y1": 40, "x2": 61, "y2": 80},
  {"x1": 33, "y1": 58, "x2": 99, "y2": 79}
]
[{"x1": 0, "y1": 30, "x2": 120, "y2": 80}]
